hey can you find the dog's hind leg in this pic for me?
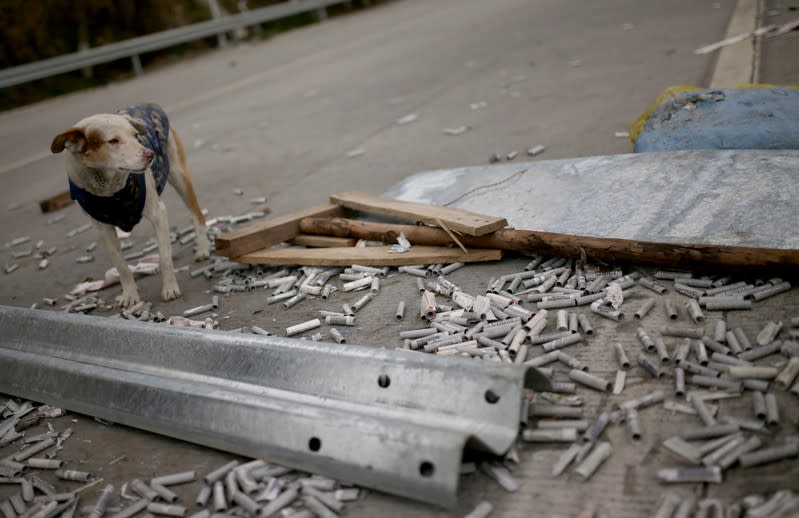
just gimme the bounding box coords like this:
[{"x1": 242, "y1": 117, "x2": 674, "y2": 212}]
[
  {"x1": 95, "y1": 221, "x2": 141, "y2": 308},
  {"x1": 166, "y1": 128, "x2": 210, "y2": 261}
]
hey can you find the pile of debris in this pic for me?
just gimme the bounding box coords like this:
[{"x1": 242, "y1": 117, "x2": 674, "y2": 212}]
[
  {"x1": 165, "y1": 251, "x2": 798, "y2": 516},
  {"x1": 3, "y1": 190, "x2": 799, "y2": 516},
  {"x1": 0, "y1": 399, "x2": 363, "y2": 518},
  {"x1": 106, "y1": 249, "x2": 799, "y2": 515}
]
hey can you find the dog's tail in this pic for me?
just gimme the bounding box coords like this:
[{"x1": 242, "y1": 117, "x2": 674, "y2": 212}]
[{"x1": 172, "y1": 130, "x2": 206, "y2": 226}]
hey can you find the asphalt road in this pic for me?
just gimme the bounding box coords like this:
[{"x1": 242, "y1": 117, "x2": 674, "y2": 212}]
[
  {"x1": 761, "y1": 0, "x2": 799, "y2": 83},
  {"x1": 1, "y1": 1, "x2": 762, "y2": 516},
  {"x1": 1, "y1": 0, "x2": 734, "y2": 229},
  {"x1": 0, "y1": 0, "x2": 736, "y2": 307}
]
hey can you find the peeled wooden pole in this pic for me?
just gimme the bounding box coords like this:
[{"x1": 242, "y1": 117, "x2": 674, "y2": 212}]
[{"x1": 298, "y1": 217, "x2": 799, "y2": 269}]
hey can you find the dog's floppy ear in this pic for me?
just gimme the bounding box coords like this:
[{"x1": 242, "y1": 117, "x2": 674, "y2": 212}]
[
  {"x1": 123, "y1": 115, "x2": 148, "y2": 136},
  {"x1": 51, "y1": 128, "x2": 86, "y2": 154}
]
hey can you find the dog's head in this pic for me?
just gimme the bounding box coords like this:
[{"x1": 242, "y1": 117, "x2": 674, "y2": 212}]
[{"x1": 51, "y1": 113, "x2": 153, "y2": 173}]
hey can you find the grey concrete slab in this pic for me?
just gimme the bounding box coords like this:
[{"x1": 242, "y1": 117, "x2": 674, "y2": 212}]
[{"x1": 386, "y1": 149, "x2": 799, "y2": 248}]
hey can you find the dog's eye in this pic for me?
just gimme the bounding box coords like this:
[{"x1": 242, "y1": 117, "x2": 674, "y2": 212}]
[{"x1": 108, "y1": 138, "x2": 120, "y2": 144}]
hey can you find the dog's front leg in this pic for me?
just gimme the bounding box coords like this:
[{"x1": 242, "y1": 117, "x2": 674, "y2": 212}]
[
  {"x1": 96, "y1": 222, "x2": 140, "y2": 308},
  {"x1": 147, "y1": 198, "x2": 181, "y2": 301}
]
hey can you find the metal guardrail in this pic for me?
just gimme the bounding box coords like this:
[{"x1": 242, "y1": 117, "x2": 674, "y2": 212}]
[
  {"x1": 0, "y1": 0, "x2": 350, "y2": 89},
  {"x1": 0, "y1": 305, "x2": 548, "y2": 507}
]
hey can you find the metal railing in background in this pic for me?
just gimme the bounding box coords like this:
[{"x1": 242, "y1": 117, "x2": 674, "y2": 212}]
[{"x1": 0, "y1": 0, "x2": 352, "y2": 89}]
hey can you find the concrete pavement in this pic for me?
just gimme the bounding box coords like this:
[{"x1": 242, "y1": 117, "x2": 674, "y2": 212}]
[{"x1": 1, "y1": 1, "x2": 773, "y2": 516}]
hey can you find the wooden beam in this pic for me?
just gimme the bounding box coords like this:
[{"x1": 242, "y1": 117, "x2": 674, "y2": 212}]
[
  {"x1": 236, "y1": 245, "x2": 503, "y2": 266},
  {"x1": 329, "y1": 191, "x2": 507, "y2": 236},
  {"x1": 289, "y1": 235, "x2": 357, "y2": 248},
  {"x1": 215, "y1": 204, "x2": 345, "y2": 258},
  {"x1": 298, "y1": 217, "x2": 799, "y2": 270}
]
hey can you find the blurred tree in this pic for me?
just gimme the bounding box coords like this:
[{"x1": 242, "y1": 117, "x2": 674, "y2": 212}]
[
  {"x1": 0, "y1": 0, "x2": 320, "y2": 68},
  {"x1": 0, "y1": 0, "x2": 217, "y2": 68},
  {"x1": 0, "y1": 0, "x2": 374, "y2": 110}
]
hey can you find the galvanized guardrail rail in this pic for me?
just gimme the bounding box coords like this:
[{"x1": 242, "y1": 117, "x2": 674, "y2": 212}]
[
  {"x1": 0, "y1": 0, "x2": 350, "y2": 89},
  {"x1": 0, "y1": 305, "x2": 549, "y2": 507}
]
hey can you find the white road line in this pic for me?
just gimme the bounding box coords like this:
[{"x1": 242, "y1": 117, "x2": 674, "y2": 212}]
[{"x1": 0, "y1": 150, "x2": 53, "y2": 176}]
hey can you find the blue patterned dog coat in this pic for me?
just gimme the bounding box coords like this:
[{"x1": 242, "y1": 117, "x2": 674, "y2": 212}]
[{"x1": 68, "y1": 103, "x2": 170, "y2": 232}]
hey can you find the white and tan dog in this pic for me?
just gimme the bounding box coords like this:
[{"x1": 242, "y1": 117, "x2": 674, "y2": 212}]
[{"x1": 51, "y1": 103, "x2": 210, "y2": 307}]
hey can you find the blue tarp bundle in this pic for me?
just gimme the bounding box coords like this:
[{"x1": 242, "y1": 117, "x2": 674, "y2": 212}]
[{"x1": 633, "y1": 87, "x2": 799, "y2": 152}]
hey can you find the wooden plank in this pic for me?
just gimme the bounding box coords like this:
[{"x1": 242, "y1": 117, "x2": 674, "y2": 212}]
[
  {"x1": 214, "y1": 204, "x2": 344, "y2": 258},
  {"x1": 298, "y1": 217, "x2": 799, "y2": 271},
  {"x1": 38, "y1": 190, "x2": 73, "y2": 213},
  {"x1": 236, "y1": 246, "x2": 503, "y2": 266},
  {"x1": 329, "y1": 191, "x2": 507, "y2": 236},
  {"x1": 289, "y1": 235, "x2": 357, "y2": 248}
]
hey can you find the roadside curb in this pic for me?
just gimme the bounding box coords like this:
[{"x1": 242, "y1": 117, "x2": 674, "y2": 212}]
[{"x1": 710, "y1": 0, "x2": 761, "y2": 87}]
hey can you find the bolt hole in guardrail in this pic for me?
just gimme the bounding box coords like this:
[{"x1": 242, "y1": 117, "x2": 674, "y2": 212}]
[
  {"x1": 308, "y1": 437, "x2": 321, "y2": 452},
  {"x1": 484, "y1": 389, "x2": 500, "y2": 404},
  {"x1": 377, "y1": 374, "x2": 391, "y2": 388},
  {"x1": 419, "y1": 461, "x2": 435, "y2": 477}
]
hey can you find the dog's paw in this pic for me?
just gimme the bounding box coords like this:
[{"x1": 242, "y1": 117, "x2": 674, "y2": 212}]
[
  {"x1": 161, "y1": 284, "x2": 182, "y2": 302},
  {"x1": 194, "y1": 236, "x2": 211, "y2": 262},
  {"x1": 116, "y1": 291, "x2": 141, "y2": 309},
  {"x1": 193, "y1": 247, "x2": 211, "y2": 262}
]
